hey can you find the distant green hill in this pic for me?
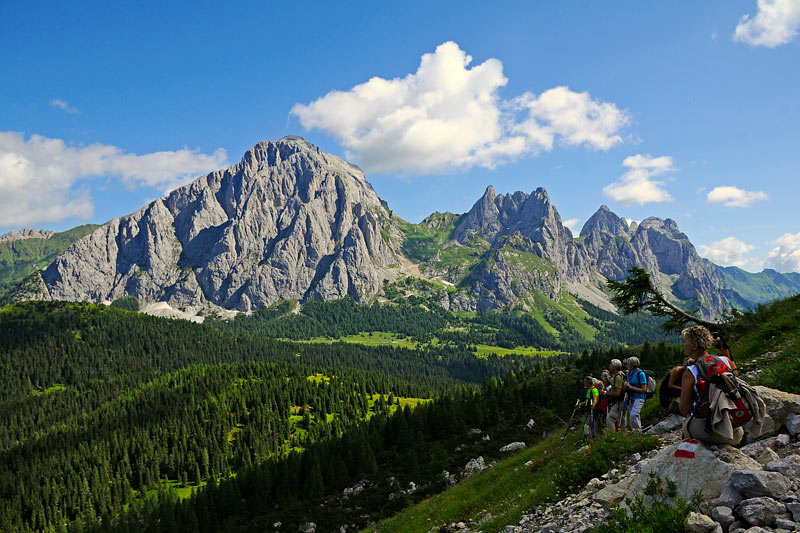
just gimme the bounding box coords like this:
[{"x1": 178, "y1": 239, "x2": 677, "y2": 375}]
[
  {"x1": 0, "y1": 224, "x2": 98, "y2": 297},
  {"x1": 719, "y1": 266, "x2": 800, "y2": 306}
]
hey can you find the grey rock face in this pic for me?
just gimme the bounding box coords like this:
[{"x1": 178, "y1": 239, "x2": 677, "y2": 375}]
[
  {"x1": 685, "y1": 511, "x2": 716, "y2": 533},
  {"x1": 455, "y1": 186, "x2": 592, "y2": 280},
  {"x1": 728, "y1": 470, "x2": 792, "y2": 499},
  {"x1": 37, "y1": 137, "x2": 400, "y2": 310},
  {"x1": 713, "y1": 506, "x2": 735, "y2": 527},
  {"x1": 580, "y1": 208, "x2": 741, "y2": 318},
  {"x1": 764, "y1": 455, "x2": 800, "y2": 480},
  {"x1": 452, "y1": 186, "x2": 594, "y2": 309},
  {"x1": 787, "y1": 413, "x2": 800, "y2": 436},
  {"x1": 736, "y1": 496, "x2": 785, "y2": 526},
  {"x1": 499, "y1": 442, "x2": 526, "y2": 453},
  {"x1": 0, "y1": 228, "x2": 55, "y2": 243}
]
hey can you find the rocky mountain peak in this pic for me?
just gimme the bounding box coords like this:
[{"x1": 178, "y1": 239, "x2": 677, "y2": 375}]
[
  {"x1": 36, "y1": 138, "x2": 401, "y2": 311},
  {"x1": 580, "y1": 205, "x2": 630, "y2": 240},
  {"x1": 0, "y1": 228, "x2": 56, "y2": 243}
]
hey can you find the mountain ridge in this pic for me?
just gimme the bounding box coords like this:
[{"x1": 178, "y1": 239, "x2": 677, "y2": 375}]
[{"x1": 6, "y1": 137, "x2": 799, "y2": 319}]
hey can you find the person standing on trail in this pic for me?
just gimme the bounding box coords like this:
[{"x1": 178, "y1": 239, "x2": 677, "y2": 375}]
[
  {"x1": 624, "y1": 357, "x2": 647, "y2": 431},
  {"x1": 606, "y1": 359, "x2": 626, "y2": 431},
  {"x1": 575, "y1": 376, "x2": 600, "y2": 440}
]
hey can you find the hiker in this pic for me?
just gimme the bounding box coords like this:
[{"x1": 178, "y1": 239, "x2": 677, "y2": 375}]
[
  {"x1": 677, "y1": 325, "x2": 763, "y2": 445},
  {"x1": 623, "y1": 356, "x2": 647, "y2": 431},
  {"x1": 575, "y1": 376, "x2": 600, "y2": 440},
  {"x1": 606, "y1": 359, "x2": 626, "y2": 431},
  {"x1": 595, "y1": 378, "x2": 608, "y2": 431},
  {"x1": 661, "y1": 364, "x2": 687, "y2": 414},
  {"x1": 600, "y1": 370, "x2": 612, "y2": 391},
  {"x1": 663, "y1": 329, "x2": 733, "y2": 412}
]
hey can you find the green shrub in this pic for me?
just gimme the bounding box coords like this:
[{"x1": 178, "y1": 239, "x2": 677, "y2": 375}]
[
  {"x1": 551, "y1": 432, "x2": 658, "y2": 495},
  {"x1": 597, "y1": 474, "x2": 702, "y2": 533},
  {"x1": 110, "y1": 295, "x2": 139, "y2": 311}
]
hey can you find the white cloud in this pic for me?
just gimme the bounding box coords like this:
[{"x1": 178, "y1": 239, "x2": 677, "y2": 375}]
[
  {"x1": 291, "y1": 41, "x2": 628, "y2": 175},
  {"x1": 706, "y1": 186, "x2": 768, "y2": 207},
  {"x1": 563, "y1": 218, "x2": 580, "y2": 232},
  {"x1": 602, "y1": 154, "x2": 675, "y2": 206},
  {"x1": 50, "y1": 98, "x2": 80, "y2": 114},
  {"x1": 697, "y1": 237, "x2": 756, "y2": 268},
  {"x1": 0, "y1": 131, "x2": 227, "y2": 228},
  {"x1": 765, "y1": 232, "x2": 800, "y2": 272},
  {"x1": 733, "y1": 0, "x2": 800, "y2": 48}
]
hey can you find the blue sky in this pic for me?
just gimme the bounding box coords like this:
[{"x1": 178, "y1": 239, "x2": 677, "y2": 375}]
[{"x1": 1, "y1": 1, "x2": 799, "y2": 272}]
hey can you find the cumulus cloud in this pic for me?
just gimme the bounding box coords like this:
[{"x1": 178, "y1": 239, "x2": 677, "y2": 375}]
[
  {"x1": 0, "y1": 131, "x2": 227, "y2": 228},
  {"x1": 291, "y1": 41, "x2": 628, "y2": 175},
  {"x1": 563, "y1": 218, "x2": 580, "y2": 232},
  {"x1": 765, "y1": 232, "x2": 800, "y2": 272},
  {"x1": 733, "y1": 0, "x2": 800, "y2": 47},
  {"x1": 706, "y1": 186, "x2": 768, "y2": 207},
  {"x1": 50, "y1": 98, "x2": 80, "y2": 114},
  {"x1": 602, "y1": 154, "x2": 675, "y2": 206},
  {"x1": 697, "y1": 237, "x2": 756, "y2": 268}
]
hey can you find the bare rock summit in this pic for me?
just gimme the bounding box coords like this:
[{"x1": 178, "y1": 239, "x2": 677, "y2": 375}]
[{"x1": 36, "y1": 137, "x2": 401, "y2": 311}]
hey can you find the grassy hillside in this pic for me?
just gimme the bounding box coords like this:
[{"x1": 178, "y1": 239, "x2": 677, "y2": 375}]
[
  {"x1": 728, "y1": 293, "x2": 800, "y2": 393},
  {"x1": 719, "y1": 266, "x2": 800, "y2": 307},
  {"x1": 366, "y1": 431, "x2": 658, "y2": 533},
  {"x1": 0, "y1": 224, "x2": 98, "y2": 297}
]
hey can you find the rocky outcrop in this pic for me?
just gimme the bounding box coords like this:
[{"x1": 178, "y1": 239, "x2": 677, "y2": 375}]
[
  {"x1": 455, "y1": 186, "x2": 592, "y2": 281},
  {"x1": 36, "y1": 137, "x2": 401, "y2": 311},
  {"x1": 580, "y1": 207, "x2": 753, "y2": 318},
  {"x1": 0, "y1": 228, "x2": 55, "y2": 243},
  {"x1": 495, "y1": 386, "x2": 800, "y2": 533},
  {"x1": 451, "y1": 186, "x2": 595, "y2": 310}
]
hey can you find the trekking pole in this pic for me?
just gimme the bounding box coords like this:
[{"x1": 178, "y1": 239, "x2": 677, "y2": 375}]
[
  {"x1": 590, "y1": 408, "x2": 595, "y2": 440},
  {"x1": 561, "y1": 405, "x2": 578, "y2": 441},
  {"x1": 620, "y1": 392, "x2": 629, "y2": 432}
]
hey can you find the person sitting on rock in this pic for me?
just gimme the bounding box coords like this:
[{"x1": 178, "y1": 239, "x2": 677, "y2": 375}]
[
  {"x1": 679, "y1": 325, "x2": 743, "y2": 445},
  {"x1": 606, "y1": 359, "x2": 626, "y2": 431},
  {"x1": 664, "y1": 331, "x2": 735, "y2": 414}
]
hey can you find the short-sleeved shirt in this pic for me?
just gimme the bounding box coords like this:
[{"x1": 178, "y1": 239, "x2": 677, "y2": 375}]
[
  {"x1": 585, "y1": 386, "x2": 599, "y2": 408},
  {"x1": 626, "y1": 369, "x2": 647, "y2": 401},
  {"x1": 609, "y1": 372, "x2": 625, "y2": 403}
]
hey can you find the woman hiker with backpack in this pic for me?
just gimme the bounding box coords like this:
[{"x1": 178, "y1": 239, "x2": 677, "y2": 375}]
[
  {"x1": 623, "y1": 356, "x2": 648, "y2": 431},
  {"x1": 662, "y1": 329, "x2": 737, "y2": 414},
  {"x1": 678, "y1": 325, "x2": 764, "y2": 445}
]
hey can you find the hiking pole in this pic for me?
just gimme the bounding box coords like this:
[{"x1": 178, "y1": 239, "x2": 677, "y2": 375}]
[
  {"x1": 561, "y1": 405, "x2": 578, "y2": 441},
  {"x1": 620, "y1": 392, "x2": 629, "y2": 432},
  {"x1": 590, "y1": 408, "x2": 595, "y2": 440}
]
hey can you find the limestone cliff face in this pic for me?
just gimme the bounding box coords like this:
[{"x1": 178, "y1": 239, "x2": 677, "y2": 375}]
[
  {"x1": 580, "y1": 206, "x2": 739, "y2": 318},
  {"x1": 19, "y1": 140, "x2": 797, "y2": 318},
  {"x1": 39, "y1": 137, "x2": 400, "y2": 310},
  {"x1": 451, "y1": 186, "x2": 595, "y2": 310},
  {"x1": 0, "y1": 229, "x2": 55, "y2": 243}
]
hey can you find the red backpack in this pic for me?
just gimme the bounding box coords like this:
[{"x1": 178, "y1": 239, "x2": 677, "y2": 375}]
[{"x1": 693, "y1": 355, "x2": 752, "y2": 428}]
